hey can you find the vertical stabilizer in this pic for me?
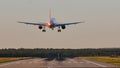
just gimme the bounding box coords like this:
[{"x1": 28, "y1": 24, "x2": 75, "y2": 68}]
[{"x1": 49, "y1": 9, "x2": 52, "y2": 20}]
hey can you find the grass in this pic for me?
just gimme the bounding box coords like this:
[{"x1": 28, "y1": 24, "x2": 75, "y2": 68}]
[
  {"x1": 82, "y1": 57, "x2": 120, "y2": 66},
  {"x1": 0, "y1": 57, "x2": 29, "y2": 63}
]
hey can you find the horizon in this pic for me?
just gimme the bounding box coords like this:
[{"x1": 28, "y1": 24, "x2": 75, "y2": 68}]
[{"x1": 0, "y1": 47, "x2": 120, "y2": 49}]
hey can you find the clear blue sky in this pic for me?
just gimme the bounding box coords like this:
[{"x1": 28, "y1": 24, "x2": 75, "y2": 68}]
[{"x1": 0, "y1": 0, "x2": 120, "y2": 48}]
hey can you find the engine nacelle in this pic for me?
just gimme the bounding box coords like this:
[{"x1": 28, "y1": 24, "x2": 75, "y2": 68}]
[
  {"x1": 61, "y1": 25, "x2": 66, "y2": 29},
  {"x1": 38, "y1": 26, "x2": 42, "y2": 29}
]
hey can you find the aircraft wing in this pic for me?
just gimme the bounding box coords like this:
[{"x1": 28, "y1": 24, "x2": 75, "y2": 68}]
[
  {"x1": 56, "y1": 22, "x2": 84, "y2": 26},
  {"x1": 18, "y1": 21, "x2": 45, "y2": 26}
]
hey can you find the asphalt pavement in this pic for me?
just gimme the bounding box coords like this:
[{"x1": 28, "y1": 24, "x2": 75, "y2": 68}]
[{"x1": 0, "y1": 58, "x2": 118, "y2": 68}]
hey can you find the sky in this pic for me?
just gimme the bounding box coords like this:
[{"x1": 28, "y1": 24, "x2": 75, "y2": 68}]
[{"x1": 0, "y1": 0, "x2": 120, "y2": 49}]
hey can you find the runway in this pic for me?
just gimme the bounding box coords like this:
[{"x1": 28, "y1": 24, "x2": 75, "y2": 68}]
[{"x1": 0, "y1": 58, "x2": 118, "y2": 68}]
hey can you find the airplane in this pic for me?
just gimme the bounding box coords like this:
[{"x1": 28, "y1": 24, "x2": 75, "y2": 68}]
[{"x1": 18, "y1": 10, "x2": 84, "y2": 32}]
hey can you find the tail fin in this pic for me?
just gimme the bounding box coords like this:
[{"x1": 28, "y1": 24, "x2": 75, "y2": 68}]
[{"x1": 49, "y1": 9, "x2": 52, "y2": 20}]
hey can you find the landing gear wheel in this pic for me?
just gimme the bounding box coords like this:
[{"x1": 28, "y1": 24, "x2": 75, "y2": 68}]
[
  {"x1": 58, "y1": 29, "x2": 61, "y2": 32},
  {"x1": 42, "y1": 30, "x2": 46, "y2": 32}
]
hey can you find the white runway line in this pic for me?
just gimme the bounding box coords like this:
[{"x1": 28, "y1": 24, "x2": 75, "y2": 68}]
[
  {"x1": 68, "y1": 61, "x2": 72, "y2": 63},
  {"x1": 83, "y1": 59, "x2": 107, "y2": 67},
  {"x1": 79, "y1": 62, "x2": 84, "y2": 63},
  {"x1": 67, "y1": 59, "x2": 80, "y2": 64},
  {"x1": 62, "y1": 61, "x2": 66, "y2": 63},
  {"x1": 14, "y1": 62, "x2": 21, "y2": 64},
  {"x1": 0, "y1": 62, "x2": 14, "y2": 67},
  {"x1": 40, "y1": 61, "x2": 45, "y2": 63}
]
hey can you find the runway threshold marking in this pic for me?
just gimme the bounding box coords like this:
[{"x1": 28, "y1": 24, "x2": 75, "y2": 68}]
[{"x1": 83, "y1": 59, "x2": 107, "y2": 67}]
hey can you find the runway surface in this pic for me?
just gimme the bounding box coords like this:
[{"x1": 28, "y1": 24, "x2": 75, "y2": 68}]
[{"x1": 0, "y1": 58, "x2": 118, "y2": 68}]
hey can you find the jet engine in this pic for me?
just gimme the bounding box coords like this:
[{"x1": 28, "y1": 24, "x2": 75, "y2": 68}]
[
  {"x1": 38, "y1": 26, "x2": 42, "y2": 29},
  {"x1": 61, "y1": 25, "x2": 66, "y2": 29}
]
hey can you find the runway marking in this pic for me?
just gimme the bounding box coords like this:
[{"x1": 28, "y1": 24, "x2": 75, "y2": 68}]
[
  {"x1": 83, "y1": 59, "x2": 107, "y2": 67},
  {"x1": 0, "y1": 62, "x2": 16, "y2": 67},
  {"x1": 79, "y1": 62, "x2": 84, "y2": 63},
  {"x1": 0, "y1": 58, "x2": 113, "y2": 68},
  {"x1": 15, "y1": 62, "x2": 21, "y2": 64}
]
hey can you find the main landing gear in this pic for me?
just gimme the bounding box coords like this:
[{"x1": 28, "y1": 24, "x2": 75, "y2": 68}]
[
  {"x1": 42, "y1": 26, "x2": 46, "y2": 32},
  {"x1": 42, "y1": 29, "x2": 46, "y2": 32},
  {"x1": 58, "y1": 27, "x2": 61, "y2": 32},
  {"x1": 58, "y1": 29, "x2": 61, "y2": 32},
  {"x1": 41, "y1": 26, "x2": 62, "y2": 32}
]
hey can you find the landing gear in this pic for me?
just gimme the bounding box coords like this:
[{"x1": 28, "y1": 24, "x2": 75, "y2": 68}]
[
  {"x1": 42, "y1": 29, "x2": 46, "y2": 32},
  {"x1": 58, "y1": 29, "x2": 61, "y2": 32},
  {"x1": 52, "y1": 28, "x2": 54, "y2": 30},
  {"x1": 42, "y1": 26, "x2": 46, "y2": 32},
  {"x1": 58, "y1": 27, "x2": 61, "y2": 32}
]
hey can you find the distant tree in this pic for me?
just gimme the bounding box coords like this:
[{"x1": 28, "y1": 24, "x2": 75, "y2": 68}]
[{"x1": 0, "y1": 48, "x2": 119, "y2": 59}]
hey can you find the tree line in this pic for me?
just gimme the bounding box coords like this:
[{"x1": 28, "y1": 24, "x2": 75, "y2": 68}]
[{"x1": 0, "y1": 48, "x2": 119, "y2": 60}]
